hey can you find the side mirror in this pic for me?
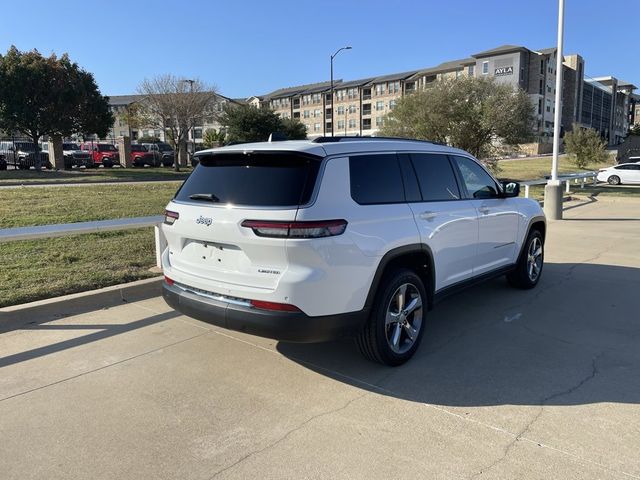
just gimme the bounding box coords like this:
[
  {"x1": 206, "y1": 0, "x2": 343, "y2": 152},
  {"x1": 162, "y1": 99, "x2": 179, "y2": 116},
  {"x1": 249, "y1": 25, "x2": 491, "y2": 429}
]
[{"x1": 502, "y1": 181, "x2": 520, "y2": 198}]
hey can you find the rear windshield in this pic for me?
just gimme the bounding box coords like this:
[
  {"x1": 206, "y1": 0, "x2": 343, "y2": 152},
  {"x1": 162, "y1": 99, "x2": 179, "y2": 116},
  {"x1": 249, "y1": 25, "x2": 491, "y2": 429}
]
[{"x1": 175, "y1": 152, "x2": 321, "y2": 207}]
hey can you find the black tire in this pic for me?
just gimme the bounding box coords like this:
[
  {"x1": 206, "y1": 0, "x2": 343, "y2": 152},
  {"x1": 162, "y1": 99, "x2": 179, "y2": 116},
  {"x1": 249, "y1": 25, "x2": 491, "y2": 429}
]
[
  {"x1": 103, "y1": 159, "x2": 113, "y2": 168},
  {"x1": 356, "y1": 268, "x2": 427, "y2": 366},
  {"x1": 607, "y1": 175, "x2": 621, "y2": 185},
  {"x1": 507, "y1": 229, "x2": 544, "y2": 289}
]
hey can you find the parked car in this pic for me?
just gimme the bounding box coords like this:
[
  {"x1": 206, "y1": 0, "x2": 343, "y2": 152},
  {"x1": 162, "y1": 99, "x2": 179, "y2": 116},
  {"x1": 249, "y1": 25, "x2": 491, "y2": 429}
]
[
  {"x1": 80, "y1": 143, "x2": 120, "y2": 168},
  {"x1": 141, "y1": 142, "x2": 175, "y2": 167},
  {"x1": 0, "y1": 153, "x2": 6, "y2": 170},
  {"x1": 62, "y1": 142, "x2": 94, "y2": 168},
  {"x1": 0, "y1": 141, "x2": 52, "y2": 169},
  {"x1": 189, "y1": 145, "x2": 209, "y2": 167},
  {"x1": 161, "y1": 137, "x2": 546, "y2": 366},
  {"x1": 597, "y1": 163, "x2": 640, "y2": 185},
  {"x1": 131, "y1": 144, "x2": 157, "y2": 167}
]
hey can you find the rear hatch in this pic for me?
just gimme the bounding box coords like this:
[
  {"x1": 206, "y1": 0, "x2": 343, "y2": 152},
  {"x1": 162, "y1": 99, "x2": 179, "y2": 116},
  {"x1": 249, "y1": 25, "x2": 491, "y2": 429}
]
[{"x1": 163, "y1": 150, "x2": 321, "y2": 291}]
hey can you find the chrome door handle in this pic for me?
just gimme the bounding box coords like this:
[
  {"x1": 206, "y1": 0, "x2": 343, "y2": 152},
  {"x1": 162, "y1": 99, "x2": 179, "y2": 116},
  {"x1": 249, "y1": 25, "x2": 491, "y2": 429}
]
[
  {"x1": 419, "y1": 211, "x2": 436, "y2": 220},
  {"x1": 478, "y1": 207, "x2": 490, "y2": 215}
]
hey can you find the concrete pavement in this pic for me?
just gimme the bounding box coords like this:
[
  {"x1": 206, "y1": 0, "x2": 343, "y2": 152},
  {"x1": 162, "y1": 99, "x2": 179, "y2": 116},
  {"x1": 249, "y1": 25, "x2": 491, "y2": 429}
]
[{"x1": 1, "y1": 197, "x2": 639, "y2": 479}]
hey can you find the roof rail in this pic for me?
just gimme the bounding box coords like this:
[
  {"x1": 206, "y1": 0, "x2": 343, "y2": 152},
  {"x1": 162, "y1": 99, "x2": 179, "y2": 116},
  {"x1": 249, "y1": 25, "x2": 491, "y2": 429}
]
[{"x1": 311, "y1": 136, "x2": 444, "y2": 146}]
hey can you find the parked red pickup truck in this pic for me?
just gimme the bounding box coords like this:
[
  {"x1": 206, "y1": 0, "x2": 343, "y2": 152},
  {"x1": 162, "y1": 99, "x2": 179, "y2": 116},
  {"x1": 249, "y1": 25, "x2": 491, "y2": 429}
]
[
  {"x1": 80, "y1": 143, "x2": 120, "y2": 168},
  {"x1": 131, "y1": 144, "x2": 157, "y2": 167}
]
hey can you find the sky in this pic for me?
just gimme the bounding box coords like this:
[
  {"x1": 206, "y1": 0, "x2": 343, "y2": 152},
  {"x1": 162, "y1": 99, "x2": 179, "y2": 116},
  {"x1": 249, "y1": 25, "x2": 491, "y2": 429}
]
[{"x1": 0, "y1": 0, "x2": 637, "y2": 99}]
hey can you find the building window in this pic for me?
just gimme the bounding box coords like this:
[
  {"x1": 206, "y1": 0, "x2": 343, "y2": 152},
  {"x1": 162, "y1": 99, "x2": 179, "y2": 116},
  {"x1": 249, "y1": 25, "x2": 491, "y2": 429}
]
[
  {"x1": 362, "y1": 88, "x2": 372, "y2": 100},
  {"x1": 389, "y1": 81, "x2": 400, "y2": 94},
  {"x1": 389, "y1": 99, "x2": 397, "y2": 110},
  {"x1": 376, "y1": 117, "x2": 385, "y2": 127},
  {"x1": 468, "y1": 65, "x2": 475, "y2": 76},
  {"x1": 520, "y1": 68, "x2": 524, "y2": 81},
  {"x1": 540, "y1": 60, "x2": 544, "y2": 75},
  {"x1": 538, "y1": 99, "x2": 542, "y2": 114},
  {"x1": 337, "y1": 105, "x2": 345, "y2": 115},
  {"x1": 326, "y1": 122, "x2": 332, "y2": 131},
  {"x1": 546, "y1": 99, "x2": 551, "y2": 113},
  {"x1": 336, "y1": 89, "x2": 345, "y2": 101},
  {"x1": 293, "y1": 111, "x2": 300, "y2": 119},
  {"x1": 348, "y1": 119, "x2": 356, "y2": 129},
  {"x1": 314, "y1": 123, "x2": 321, "y2": 132},
  {"x1": 547, "y1": 85, "x2": 552, "y2": 93},
  {"x1": 482, "y1": 61, "x2": 489, "y2": 75},
  {"x1": 539, "y1": 79, "x2": 544, "y2": 95},
  {"x1": 314, "y1": 109, "x2": 321, "y2": 117},
  {"x1": 363, "y1": 118, "x2": 371, "y2": 130},
  {"x1": 194, "y1": 128, "x2": 203, "y2": 139},
  {"x1": 375, "y1": 84, "x2": 386, "y2": 95},
  {"x1": 362, "y1": 103, "x2": 371, "y2": 115},
  {"x1": 348, "y1": 105, "x2": 357, "y2": 114},
  {"x1": 303, "y1": 110, "x2": 310, "y2": 118},
  {"x1": 376, "y1": 101, "x2": 384, "y2": 111},
  {"x1": 337, "y1": 120, "x2": 345, "y2": 130}
]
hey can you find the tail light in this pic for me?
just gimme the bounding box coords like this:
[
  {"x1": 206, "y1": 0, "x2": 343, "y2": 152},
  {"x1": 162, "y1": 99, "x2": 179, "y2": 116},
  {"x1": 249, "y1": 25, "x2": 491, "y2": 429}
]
[
  {"x1": 250, "y1": 300, "x2": 301, "y2": 312},
  {"x1": 241, "y1": 219, "x2": 347, "y2": 238},
  {"x1": 164, "y1": 210, "x2": 179, "y2": 225},
  {"x1": 164, "y1": 275, "x2": 174, "y2": 285}
]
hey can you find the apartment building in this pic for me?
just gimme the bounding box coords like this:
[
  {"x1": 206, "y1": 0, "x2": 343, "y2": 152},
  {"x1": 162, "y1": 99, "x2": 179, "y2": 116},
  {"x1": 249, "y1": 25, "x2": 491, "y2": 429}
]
[
  {"x1": 257, "y1": 44, "x2": 636, "y2": 145},
  {"x1": 107, "y1": 93, "x2": 235, "y2": 147}
]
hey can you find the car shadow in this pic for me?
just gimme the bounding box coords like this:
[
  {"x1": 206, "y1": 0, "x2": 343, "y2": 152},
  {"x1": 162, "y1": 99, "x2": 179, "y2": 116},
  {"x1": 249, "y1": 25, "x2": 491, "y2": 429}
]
[{"x1": 277, "y1": 262, "x2": 640, "y2": 407}]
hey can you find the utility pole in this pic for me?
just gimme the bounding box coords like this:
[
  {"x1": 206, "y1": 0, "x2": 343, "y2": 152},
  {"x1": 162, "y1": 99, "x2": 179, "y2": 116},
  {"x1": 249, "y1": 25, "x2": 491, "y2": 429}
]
[
  {"x1": 330, "y1": 46, "x2": 352, "y2": 137},
  {"x1": 544, "y1": 0, "x2": 565, "y2": 220}
]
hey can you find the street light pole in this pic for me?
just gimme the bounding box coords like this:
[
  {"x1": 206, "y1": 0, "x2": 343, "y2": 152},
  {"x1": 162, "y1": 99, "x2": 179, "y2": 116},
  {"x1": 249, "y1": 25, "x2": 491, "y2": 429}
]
[
  {"x1": 330, "y1": 46, "x2": 352, "y2": 137},
  {"x1": 544, "y1": 0, "x2": 565, "y2": 220}
]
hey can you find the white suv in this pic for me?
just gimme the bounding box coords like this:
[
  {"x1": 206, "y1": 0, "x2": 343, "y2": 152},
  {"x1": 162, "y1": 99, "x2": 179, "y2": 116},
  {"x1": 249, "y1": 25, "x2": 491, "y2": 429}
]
[{"x1": 161, "y1": 137, "x2": 546, "y2": 365}]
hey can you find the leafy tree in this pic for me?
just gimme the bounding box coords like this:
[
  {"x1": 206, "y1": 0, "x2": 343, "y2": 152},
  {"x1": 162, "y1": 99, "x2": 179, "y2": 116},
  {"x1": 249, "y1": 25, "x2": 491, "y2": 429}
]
[
  {"x1": 138, "y1": 75, "x2": 217, "y2": 171},
  {"x1": 219, "y1": 104, "x2": 307, "y2": 143},
  {"x1": 202, "y1": 128, "x2": 225, "y2": 148},
  {"x1": 381, "y1": 76, "x2": 534, "y2": 158},
  {"x1": 219, "y1": 104, "x2": 282, "y2": 143},
  {"x1": 280, "y1": 118, "x2": 307, "y2": 140},
  {"x1": 0, "y1": 46, "x2": 113, "y2": 170},
  {"x1": 564, "y1": 123, "x2": 608, "y2": 169}
]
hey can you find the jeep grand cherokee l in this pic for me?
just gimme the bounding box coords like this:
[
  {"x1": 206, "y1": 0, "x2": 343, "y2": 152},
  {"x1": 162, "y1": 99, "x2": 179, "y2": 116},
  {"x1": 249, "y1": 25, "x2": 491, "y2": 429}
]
[{"x1": 161, "y1": 137, "x2": 546, "y2": 365}]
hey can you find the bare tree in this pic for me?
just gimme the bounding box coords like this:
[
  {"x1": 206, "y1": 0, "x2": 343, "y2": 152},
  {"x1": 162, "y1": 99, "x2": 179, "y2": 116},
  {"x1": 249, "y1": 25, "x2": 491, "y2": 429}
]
[{"x1": 137, "y1": 75, "x2": 217, "y2": 171}]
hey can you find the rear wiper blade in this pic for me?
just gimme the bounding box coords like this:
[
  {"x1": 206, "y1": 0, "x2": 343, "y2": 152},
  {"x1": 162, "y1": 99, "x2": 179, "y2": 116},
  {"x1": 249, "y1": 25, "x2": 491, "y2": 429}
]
[{"x1": 189, "y1": 193, "x2": 220, "y2": 202}]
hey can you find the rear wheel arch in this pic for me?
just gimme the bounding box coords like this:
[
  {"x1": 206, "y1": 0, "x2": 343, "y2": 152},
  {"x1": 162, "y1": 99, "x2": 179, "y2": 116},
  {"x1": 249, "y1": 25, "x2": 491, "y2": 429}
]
[{"x1": 364, "y1": 244, "x2": 435, "y2": 312}]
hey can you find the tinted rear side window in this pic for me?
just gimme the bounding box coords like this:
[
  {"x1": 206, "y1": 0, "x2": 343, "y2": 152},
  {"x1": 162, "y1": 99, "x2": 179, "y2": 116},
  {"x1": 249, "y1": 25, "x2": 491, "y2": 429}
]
[
  {"x1": 175, "y1": 152, "x2": 320, "y2": 207},
  {"x1": 349, "y1": 154, "x2": 405, "y2": 204},
  {"x1": 409, "y1": 153, "x2": 461, "y2": 201}
]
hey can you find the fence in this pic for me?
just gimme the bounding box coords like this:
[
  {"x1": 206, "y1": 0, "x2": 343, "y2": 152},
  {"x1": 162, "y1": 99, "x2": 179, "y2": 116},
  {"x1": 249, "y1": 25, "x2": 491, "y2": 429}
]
[
  {"x1": 0, "y1": 216, "x2": 166, "y2": 268},
  {"x1": 521, "y1": 171, "x2": 598, "y2": 198}
]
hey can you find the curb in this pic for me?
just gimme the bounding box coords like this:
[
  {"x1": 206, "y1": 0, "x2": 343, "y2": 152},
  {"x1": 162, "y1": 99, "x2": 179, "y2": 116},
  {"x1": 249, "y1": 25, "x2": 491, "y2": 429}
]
[{"x1": 0, "y1": 276, "x2": 163, "y2": 329}]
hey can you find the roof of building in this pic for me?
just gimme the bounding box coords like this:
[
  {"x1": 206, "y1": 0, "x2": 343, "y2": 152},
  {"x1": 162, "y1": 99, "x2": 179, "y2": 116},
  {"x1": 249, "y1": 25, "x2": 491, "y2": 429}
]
[
  {"x1": 262, "y1": 80, "x2": 339, "y2": 100},
  {"x1": 472, "y1": 44, "x2": 529, "y2": 58},
  {"x1": 108, "y1": 94, "x2": 143, "y2": 106},
  {"x1": 368, "y1": 70, "x2": 420, "y2": 83},
  {"x1": 107, "y1": 92, "x2": 237, "y2": 107},
  {"x1": 536, "y1": 47, "x2": 557, "y2": 56}
]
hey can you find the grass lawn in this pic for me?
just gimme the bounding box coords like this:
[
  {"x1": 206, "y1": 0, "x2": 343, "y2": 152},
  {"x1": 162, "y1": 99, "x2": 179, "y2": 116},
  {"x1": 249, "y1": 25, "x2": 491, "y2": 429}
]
[
  {"x1": 0, "y1": 182, "x2": 178, "y2": 306},
  {"x1": 0, "y1": 230, "x2": 157, "y2": 307},
  {"x1": 0, "y1": 182, "x2": 178, "y2": 228},
  {"x1": 0, "y1": 166, "x2": 191, "y2": 185},
  {"x1": 496, "y1": 154, "x2": 616, "y2": 182}
]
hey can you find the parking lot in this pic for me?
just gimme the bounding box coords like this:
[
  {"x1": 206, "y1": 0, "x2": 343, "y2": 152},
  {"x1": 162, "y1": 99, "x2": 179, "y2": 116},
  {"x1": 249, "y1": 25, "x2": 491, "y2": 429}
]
[{"x1": 1, "y1": 197, "x2": 639, "y2": 479}]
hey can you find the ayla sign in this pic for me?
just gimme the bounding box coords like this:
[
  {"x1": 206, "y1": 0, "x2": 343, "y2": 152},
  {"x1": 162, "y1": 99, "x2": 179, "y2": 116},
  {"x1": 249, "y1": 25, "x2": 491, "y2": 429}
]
[{"x1": 495, "y1": 66, "x2": 514, "y2": 76}]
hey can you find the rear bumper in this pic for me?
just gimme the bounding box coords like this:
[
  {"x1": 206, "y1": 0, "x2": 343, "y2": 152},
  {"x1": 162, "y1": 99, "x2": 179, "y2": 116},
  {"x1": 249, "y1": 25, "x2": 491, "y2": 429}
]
[{"x1": 162, "y1": 282, "x2": 367, "y2": 343}]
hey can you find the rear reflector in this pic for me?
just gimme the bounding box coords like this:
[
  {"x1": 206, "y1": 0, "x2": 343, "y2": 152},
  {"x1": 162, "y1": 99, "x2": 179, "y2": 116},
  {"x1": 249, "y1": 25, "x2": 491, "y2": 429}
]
[
  {"x1": 164, "y1": 210, "x2": 179, "y2": 225},
  {"x1": 250, "y1": 300, "x2": 301, "y2": 312},
  {"x1": 241, "y1": 219, "x2": 347, "y2": 238},
  {"x1": 164, "y1": 275, "x2": 174, "y2": 285}
]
